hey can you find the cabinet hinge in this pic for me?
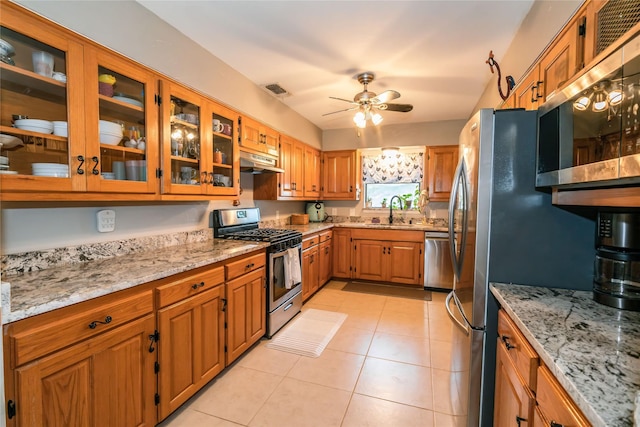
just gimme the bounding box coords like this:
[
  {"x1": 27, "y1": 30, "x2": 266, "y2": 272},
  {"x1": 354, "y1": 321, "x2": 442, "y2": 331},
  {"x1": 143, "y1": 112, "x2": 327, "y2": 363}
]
[
  {"x1": 578, "y1": 16, "x2": 586, "y2": 37},
  {"x1": 154, "y1": 94, "x2": 162, "y2": 105},
  {"x1": 224, "y1": 321, "x2": 227, "y2": 329},
  {"x1": 7, "y1": 400, "x2": 15, "y2": 419},
  {"x1": 155, "y1": 393, "x2": 160, "y2": 405},
  {"x1": 420, "y1": 249, "x2": 422, "y2": 255},
  {"x1": 224, "y1": 345, "x2": 227, "y2": 352},
  {"x1": 238, "y1": 117, "x2": 242, "y2": 126},
  {"x1": 154, "y1": 362, "x2": 160, "y2": 374},
  {"x1": 156, "y1": 168, "x2": 162, "y2": 178}
]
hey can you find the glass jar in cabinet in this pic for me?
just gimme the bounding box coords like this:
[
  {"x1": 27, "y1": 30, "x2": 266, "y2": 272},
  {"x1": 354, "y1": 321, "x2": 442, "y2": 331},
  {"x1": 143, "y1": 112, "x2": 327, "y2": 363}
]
[
  {"x1": 159, "y1": 81, "x2": 206, "y2": 195},
  {"x1": 204, "y1": 102, "x2": 239, "y2": 195},
  {"x1": 83, "y1": 47, "x2": 159, "y2": 195},
  {"x1": 0, "y1": 8, "x2": 84, "y2": 196}
]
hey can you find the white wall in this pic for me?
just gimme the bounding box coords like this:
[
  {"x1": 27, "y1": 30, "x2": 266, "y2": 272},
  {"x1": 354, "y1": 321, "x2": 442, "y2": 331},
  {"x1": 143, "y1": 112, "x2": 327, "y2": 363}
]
[{"x1": 1, "y1": 0, "x2": 582, "y2": 254}]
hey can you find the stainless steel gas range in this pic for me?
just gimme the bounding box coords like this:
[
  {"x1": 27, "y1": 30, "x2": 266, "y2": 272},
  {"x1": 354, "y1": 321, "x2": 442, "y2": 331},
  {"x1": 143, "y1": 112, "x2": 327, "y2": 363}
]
[{"x1": 211, "y1": 208, "x2": 303, "y2": 337}]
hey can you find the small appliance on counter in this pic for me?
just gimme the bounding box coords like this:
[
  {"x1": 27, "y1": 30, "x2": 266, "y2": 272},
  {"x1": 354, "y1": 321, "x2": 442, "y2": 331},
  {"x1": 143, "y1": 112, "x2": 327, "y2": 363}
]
[
  {"x1": 594, "y1": 212, "x2": 640, "y2": 311},
  {"x1": 306, "y1": 202, "x2": 327, "y2": 222}
]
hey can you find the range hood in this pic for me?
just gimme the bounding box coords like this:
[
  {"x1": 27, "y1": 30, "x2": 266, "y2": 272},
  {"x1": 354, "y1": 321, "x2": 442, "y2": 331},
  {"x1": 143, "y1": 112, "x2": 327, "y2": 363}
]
[{"x1": 239, "y1": 151, "x2": 284, "y2": 174}]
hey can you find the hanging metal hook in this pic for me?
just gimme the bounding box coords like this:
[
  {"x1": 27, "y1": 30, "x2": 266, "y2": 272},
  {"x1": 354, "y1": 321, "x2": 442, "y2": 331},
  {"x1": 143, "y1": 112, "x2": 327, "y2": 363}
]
[{"x1": 486, "y1": 50, "x2": 515, "y2": 101}]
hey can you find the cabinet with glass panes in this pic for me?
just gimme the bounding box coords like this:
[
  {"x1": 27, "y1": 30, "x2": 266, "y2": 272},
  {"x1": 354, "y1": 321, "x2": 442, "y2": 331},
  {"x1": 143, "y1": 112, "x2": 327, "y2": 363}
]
[
  {"x1": 205, "y1": 102, "x2": 239, "y2": 196},
  {"x1": 0, "y1": 8, "x2": 85, "y2": 196}
]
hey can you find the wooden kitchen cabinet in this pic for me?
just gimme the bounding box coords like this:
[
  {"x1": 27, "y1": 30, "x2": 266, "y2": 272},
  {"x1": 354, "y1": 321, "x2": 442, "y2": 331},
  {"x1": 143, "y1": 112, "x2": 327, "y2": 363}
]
[
  {"x1": 321, "y1": 150, "x2": 361, "y2": 200},
  {"x1": 514, "y1": 68, "x2": 543, "y2": 111},
  {"x1": 156, "y1": 267, "x2": 226, "y2": 421},
  {"x1": 494, "y1": 335, "x2": 535, "y2": 427},
  {"x1": 351, "y1": 229, "x2": 424, "y2": 286},
  {"x1": 304, "y1": 145, "x2": 321, "y2": 198},
  {"x1": 427, "y1": 145, "x2": 458, "y2": 202},
  {"x1": 4, "y1": 287, "x2": 157, "y2": 427},
  {"x1": 205, "y1": 103, "x2": 240, "y2": 196},
  {"x1": 318, "y1": 231, "x2": 332, "y2": 287},
  {"x1": 225, "y1": 266, "x2": 266, "y2": 365},
  {"x1": 239, "y1": 115, "x2": 279, "y2": 158},
  {"x1": 302, "y1": 243, "x2": 319, "y2": 301},
  {"x1": 332, "y1": 228, "x2": 352, "y2": 279},
  {"x1": 494, "y1": 309, "x2": 590, "y2": 427}
]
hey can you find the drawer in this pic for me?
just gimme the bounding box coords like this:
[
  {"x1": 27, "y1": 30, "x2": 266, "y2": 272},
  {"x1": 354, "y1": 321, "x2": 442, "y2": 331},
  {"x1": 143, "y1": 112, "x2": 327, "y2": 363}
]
[
  {"x1": 302, "y1": 234, "x2": 319, "y2": 249},
  {"x1": 225, "y1": 252, "x2": 266, "y2": 281},
  {"x1": 536, "y1": 364, "x2": 590, "y2": 427},
  {"x1": 156, "y1": 266, "x2": 224, "y2": 308},
  {"x1": 319, "y1": 230, "x2": 332, "y2": 243},
  {"x1": 11, "y1": 290, "x2": 154, "y2": 367},
  {"x1": 497, "y1": 309, "x2": 539, "y2": 391}
]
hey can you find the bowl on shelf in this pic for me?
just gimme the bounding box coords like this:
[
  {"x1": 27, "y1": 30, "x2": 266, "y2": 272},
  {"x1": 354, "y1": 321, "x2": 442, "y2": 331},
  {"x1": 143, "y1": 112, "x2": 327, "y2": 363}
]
[
  {"x1": 99, "y1": 131, "x2": 123, "y2": 146},
  {"x1": 98, "y1": 120, "x2": 123, "y2": 135},
  {"x1": 52, "y1": 121, "x2": 68, "y2": 137},
  {"x1": 14, "y1": 119, "x2": 53, "y2": 134},
  {"x1": 0, "y1": 39, "x2": 15, "y2": 57},
  {"x1": 101, "y1": 172, "x2": 115, "y2": 180}
]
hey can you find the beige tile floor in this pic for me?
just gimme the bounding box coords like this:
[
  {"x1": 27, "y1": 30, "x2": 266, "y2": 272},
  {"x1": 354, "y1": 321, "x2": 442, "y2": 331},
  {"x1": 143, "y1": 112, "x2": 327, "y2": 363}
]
[{"x1": 158, "y1": 280, "x2": 466, "y2": 427}]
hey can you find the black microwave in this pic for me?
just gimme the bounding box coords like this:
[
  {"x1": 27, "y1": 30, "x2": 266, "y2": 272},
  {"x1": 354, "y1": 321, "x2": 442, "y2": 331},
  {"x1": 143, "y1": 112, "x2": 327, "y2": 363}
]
[{"x1": 536, "y1": 31, "x2": 640, "y2": 188}]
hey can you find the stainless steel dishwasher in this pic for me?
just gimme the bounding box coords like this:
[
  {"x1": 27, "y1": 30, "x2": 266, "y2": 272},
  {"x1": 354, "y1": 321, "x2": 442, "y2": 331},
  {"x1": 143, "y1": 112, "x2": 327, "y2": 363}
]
[{"x1": 423, "y1": 231, "x2": 454, "y2": 290}]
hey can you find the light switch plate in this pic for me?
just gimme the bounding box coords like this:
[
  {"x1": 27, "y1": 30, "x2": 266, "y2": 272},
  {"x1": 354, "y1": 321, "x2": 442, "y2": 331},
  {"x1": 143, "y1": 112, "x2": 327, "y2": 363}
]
[{"x1": 97, "y1": 209, "x2": 116, "y2": 233}]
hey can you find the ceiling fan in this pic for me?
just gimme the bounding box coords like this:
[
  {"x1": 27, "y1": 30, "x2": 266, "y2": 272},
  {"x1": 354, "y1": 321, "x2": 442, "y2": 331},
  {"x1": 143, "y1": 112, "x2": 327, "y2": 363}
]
[{"x1": 323, "y1": 72, "x2": 413, "y2": 126}]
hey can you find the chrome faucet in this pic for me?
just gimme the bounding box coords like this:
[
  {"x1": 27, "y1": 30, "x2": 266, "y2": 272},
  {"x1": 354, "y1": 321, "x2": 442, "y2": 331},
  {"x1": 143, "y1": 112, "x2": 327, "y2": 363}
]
[{"x1": 389, "y1": 195, "x2": 402, "y2": 224}]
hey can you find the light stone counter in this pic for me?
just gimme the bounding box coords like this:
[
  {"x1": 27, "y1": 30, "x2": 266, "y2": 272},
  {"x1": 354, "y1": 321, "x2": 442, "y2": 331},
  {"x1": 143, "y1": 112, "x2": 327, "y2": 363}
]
[
  {"x1": 490, "y1": 283, "x2": 640, "y2": 427},
  {"x1": 282, "y1": 222, "x2": 448, "y2": 236},
  {"x1": 2, "y1": 239, "x2": 268, "y2": 325}
]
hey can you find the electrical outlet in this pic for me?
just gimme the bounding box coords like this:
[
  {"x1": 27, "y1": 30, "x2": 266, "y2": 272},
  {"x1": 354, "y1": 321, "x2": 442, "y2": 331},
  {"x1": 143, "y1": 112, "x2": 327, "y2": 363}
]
[{"x1": 97, "y1": 209, "x2": 116, "y2": 232}]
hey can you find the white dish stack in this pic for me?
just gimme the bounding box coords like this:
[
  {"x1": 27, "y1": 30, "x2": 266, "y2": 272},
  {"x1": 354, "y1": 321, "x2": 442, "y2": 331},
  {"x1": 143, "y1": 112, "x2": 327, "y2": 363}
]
[
  {"x1": 99, "y1": 120, "x2": 123, "y2": 145},
  {"x1": 52, "y1": 121, "x2": 68, "y2": 137},
  {"x1": 0, "y1": 154, "x2": 13, "y2": 174},
  {"x1": 32, "y1": 163, "x2": 69, "y2": 177},
  {"x1": 14, "y1": 119, "x2": 53, "y2": 134}
]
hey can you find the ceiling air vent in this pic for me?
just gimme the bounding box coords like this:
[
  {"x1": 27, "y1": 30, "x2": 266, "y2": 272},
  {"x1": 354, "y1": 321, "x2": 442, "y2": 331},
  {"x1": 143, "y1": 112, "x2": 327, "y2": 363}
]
[
  {"x1": 596, "y1": 0, "x2": 640, "y2": 55},
  {"x1": 262, "y1": 83, "x2": 291, "y2": 98}
]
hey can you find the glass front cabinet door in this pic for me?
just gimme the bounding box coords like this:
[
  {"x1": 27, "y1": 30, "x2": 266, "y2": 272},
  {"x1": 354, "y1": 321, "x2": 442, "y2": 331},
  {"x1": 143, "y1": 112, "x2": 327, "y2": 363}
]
[
  {"x1": 160, "y1": 81, "x2": 206, "y2": 195},
  {"x1": 84, "y1": 46, "x2": 158, "y2": 195},
  {"x1": 205, "y1": 102, "x2": 239, "y2": 196},
  {"x1": 0, "y1": 9, "x2": 84, "y2": 195}
]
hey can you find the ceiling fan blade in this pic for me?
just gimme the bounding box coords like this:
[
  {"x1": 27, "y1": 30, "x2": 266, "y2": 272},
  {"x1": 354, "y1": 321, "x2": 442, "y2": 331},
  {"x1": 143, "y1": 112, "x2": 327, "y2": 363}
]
[
  {"x1": 329, "y1": 96, "x2": 359, "y2": 105},
  {"x1": 383, "y1": 103, "x2": 413, "y2": 112},
  {"x1": 371, "y1": 90, "x2": 400, "y2": 104},
  {"x1": 322, "y1": 106, "x2": 359, "y2": 116}
]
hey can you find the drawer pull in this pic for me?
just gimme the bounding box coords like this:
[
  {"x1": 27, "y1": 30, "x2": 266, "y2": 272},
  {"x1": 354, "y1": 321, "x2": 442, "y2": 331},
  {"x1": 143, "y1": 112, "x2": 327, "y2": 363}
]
[
  {"x1": 191, "y1": 281, "x2": 205, "y2": 289},
  {"x1": 550, "y1": 422, "x2": 564, "y2": 427},
  {"x1": 246, "y1": 262, "x2": 255, "y2": 269},
  {"x1": 516, "y1": 415, "x2": 527, "y2": 427},
  {"x1": 501, "y1": 335, "x2": 515, "y2": 350},
  {"x1": 88, "y1": 316, "x2": 112, "y2": 329}
]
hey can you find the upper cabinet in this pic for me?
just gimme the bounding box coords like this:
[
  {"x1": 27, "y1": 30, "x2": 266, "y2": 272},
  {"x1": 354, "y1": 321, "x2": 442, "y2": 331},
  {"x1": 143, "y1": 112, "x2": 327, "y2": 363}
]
[
  {"x1": 427, "y1": 145, "x2": 458, "y2": 202},
  {"x1": 321, "y1": 150, "x2": 360, "y2": 200},
  {"x1": 0, "y1": 7, "x2": 86, "y2": 196},
  {"x1": 0, "y1": 2, "x2": 240, "y2": 201},
  {"x1": 159, "y1": 80, "x2": 239, "y2": 198},
  {"x1": 239, "y1": 115, "x2": 279, "y2": 158}
]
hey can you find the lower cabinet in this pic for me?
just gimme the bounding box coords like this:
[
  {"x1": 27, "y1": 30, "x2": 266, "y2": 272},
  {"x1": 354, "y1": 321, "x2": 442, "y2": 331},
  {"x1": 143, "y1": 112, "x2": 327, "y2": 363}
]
[
  {"x1": 301, "y1": 230, "x2": 332, "y2": 302},
  {"x1": 156, "y1": 269, "x2": 226, "y2": 420},
  {"x1": 353, "y1": 239, "x2": 422, "y2": 285},
  {"x1": 4, "y1": 249, "x2": 268, "y2": 426},
  {"x1": 225, "y1": 267, "x2": 266, "y2": 365},
  {"x1": 5, "y1": 288, "x2": 157, "y2": 427},
  {"x1": 494, "y1": 309, "x2": 590, "y2": 427},
  {"x1": 332, "y1": 228, "x2": 352, "y2": 279}
]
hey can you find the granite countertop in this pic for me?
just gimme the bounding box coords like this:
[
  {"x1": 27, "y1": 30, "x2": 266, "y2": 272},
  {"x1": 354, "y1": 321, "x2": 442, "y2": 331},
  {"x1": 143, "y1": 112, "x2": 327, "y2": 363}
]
[
  {"x1": 2, "y1": 239, "x2": 268, "y2": 324},
  {"x1": 490, "y1": 283, "x2": 640, "y2": 427},
  {"x1": 283, "y1": 222, "x2": 448, "y2": 235}
]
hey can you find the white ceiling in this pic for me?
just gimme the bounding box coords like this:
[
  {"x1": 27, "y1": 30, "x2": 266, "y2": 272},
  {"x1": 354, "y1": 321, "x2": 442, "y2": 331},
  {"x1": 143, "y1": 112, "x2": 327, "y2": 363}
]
[{"x1": 137, "y1": 0, "x2": 534, "y2": 130}]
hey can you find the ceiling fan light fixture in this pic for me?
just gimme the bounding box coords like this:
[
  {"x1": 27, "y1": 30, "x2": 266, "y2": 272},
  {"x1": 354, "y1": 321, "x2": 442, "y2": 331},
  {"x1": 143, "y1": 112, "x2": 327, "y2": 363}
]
[
  {"x1": 573, "y1": 95, "x2": 590, "y2": 111},
  {"x1": 592, "y1": 91, "x2": 608, "y2": 112},
  {"x1": 608, "y1": 88, "x2": 623, "y2": 106},
  {"x1": 371, "y1": 112, "x2": 383, "y2": 125},
  {"x1": 381, "y1": 146, "x2": 399, "y2": 154}
]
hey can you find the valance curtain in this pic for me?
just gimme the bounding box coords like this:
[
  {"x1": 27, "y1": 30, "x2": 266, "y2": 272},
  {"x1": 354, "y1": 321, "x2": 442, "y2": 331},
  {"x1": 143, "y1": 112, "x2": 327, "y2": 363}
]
[{"x1": 362, "y1": 151, "x2": 424, "y2": 184}]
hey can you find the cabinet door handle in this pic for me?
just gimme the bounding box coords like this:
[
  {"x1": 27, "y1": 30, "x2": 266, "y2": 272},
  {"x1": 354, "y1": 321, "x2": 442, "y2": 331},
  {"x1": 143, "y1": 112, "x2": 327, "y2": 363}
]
[
  {"x1": 91, "y1": 156, "x2": 100, "y2": 175},
  {"x1": 383, "y1": 247, "x2": 386, "y2": 254},
  {"x1": 325, "y1": 247, "x2": 329, "y2": 255},
  {"x1": 550, "y1": 422, "x2": 564, "y2": 427},
  {"x1": 501, "y1": 335, "x2": 515, "y2": 350},
  {"x1": 221, "y1": 298, "x2": 227, "y2": 312},
  {"x1": 516, "y1": 416, "x2": 527, "y2": 427},
  {"x1": 387, "y1": 247, "x2": 391, "y2": 254},
  {"x1": 77, "y1": 155, "x2": 85, "y2": 175},
  {"x1": 530, "y1": 81, "x2": 543, "y2": 103},
  {"x1": 88, "y1": 315, "x2": 112, "y2": 329}
]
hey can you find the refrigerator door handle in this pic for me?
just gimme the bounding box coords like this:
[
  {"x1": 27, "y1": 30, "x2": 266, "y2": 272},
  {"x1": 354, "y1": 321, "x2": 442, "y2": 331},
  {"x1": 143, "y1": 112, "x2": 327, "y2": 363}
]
[
  {"x1": 448, "y1": 159, "x2": 469, "y2": 280},
  {"x1": 445, "y1": 291, "x2": 469, "y2": 336}
]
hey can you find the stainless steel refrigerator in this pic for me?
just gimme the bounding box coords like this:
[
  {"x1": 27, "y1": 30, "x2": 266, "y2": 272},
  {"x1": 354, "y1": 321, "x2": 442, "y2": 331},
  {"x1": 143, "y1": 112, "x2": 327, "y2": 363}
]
[{"x1": 445, "y1": 108, "x2": 595, "y2": 426}]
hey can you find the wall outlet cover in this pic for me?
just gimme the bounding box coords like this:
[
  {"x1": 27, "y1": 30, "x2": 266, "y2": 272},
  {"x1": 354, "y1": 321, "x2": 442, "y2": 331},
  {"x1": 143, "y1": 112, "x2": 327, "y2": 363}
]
[{"x1": 97, "y1": 209, "x2": 116, "y2": 233}]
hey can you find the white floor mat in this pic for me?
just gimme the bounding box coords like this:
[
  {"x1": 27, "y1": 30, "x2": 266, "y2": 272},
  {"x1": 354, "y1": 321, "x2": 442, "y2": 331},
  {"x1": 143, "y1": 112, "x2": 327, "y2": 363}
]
[{"x1": 266, "y1": 309, "x2": 347, "y2": 358}]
